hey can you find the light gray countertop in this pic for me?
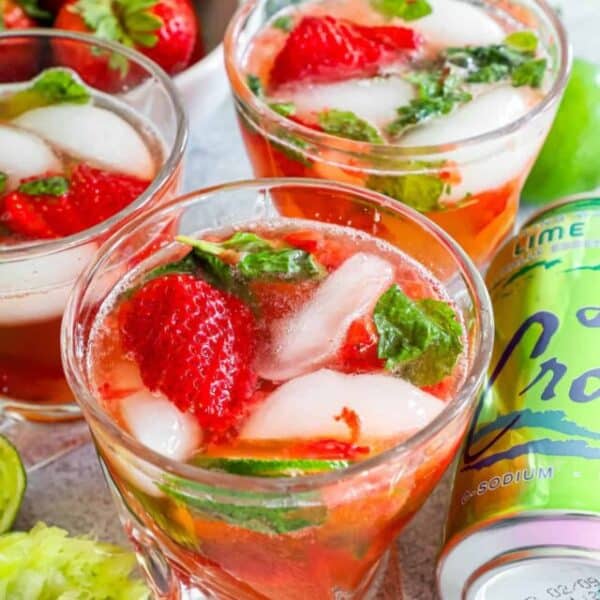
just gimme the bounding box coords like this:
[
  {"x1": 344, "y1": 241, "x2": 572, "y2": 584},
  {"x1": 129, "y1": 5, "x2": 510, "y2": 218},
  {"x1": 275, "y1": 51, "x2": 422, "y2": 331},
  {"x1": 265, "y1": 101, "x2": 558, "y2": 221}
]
[{"x1": 14, "y1": 2, "x2": 598, "y2": 597}]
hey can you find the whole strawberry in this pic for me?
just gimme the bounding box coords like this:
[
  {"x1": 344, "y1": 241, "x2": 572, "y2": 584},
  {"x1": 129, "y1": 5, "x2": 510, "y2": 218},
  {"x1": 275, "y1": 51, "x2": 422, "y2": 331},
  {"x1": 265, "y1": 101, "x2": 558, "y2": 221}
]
[
  {"x1": 54, "y1": 0, "x2": 198, "y2": 88},
  {"x1": 119, "y1": 275, "x2": 258, "y2": 439},
  {"x1": 0, "y1": 0, "x2": 47, "y2": 81}
]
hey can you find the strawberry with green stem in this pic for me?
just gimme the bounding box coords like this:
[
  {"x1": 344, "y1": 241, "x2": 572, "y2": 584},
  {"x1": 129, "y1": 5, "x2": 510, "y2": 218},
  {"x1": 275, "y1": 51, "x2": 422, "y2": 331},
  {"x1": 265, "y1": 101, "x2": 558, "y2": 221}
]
[{"x1": 54, "y1": 0, "x2": 197, "y2": 89}]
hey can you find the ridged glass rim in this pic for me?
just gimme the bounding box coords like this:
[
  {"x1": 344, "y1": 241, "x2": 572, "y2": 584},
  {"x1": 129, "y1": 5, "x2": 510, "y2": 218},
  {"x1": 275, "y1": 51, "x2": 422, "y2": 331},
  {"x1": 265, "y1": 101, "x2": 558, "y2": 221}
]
[
  {"x1": 62, "y1": 178, "x2": 494, "y2": 493},
  {"x1": 0, "y1": 28, "x2": 188, "y2": 261}
]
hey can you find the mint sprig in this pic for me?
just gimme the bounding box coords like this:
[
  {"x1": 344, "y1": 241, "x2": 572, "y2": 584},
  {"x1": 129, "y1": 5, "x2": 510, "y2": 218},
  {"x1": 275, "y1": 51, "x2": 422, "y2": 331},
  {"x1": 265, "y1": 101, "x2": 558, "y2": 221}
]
[
  {"x1": 272, "y1": 14, "x2": 294, "y2": 32},
  {"x1": 0, "y1": 172, "x2": 7, "y2": 195},
  {"x1": 319, "y1": 109, "x2": 383, "y2": 144},
  {"x1": 373, "y1": 284, "x2": 463, "y2": 386},
  {"x1": 370, "y1": 0, "x2": 432, "y2": 21},
  {"x1": 367, "y1": 171, "x2": 446, "y2": 211},
  {"x1": 387, "y1": 70, "x2": 472, "y2": 136}
]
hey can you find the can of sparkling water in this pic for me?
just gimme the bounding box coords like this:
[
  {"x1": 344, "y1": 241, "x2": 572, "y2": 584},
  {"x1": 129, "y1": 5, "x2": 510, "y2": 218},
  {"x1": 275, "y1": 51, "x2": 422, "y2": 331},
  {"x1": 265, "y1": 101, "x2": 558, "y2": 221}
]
[{"x1": 437, "y1": 195, "x2": 600, "y2": 600}]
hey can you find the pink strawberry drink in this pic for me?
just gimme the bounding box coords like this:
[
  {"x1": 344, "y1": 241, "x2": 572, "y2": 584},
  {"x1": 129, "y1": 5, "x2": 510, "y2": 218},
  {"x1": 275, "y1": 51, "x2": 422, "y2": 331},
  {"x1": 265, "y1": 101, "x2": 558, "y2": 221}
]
[
  {"x1": 63, "y1": 181, "x2": 493, "y2": 599},
  {"x1": 0, "y1": 31, "x2": 185, "y2": 419},
  {"x1": 225, "y1": 0, "x2": 570, "y2": 266}
]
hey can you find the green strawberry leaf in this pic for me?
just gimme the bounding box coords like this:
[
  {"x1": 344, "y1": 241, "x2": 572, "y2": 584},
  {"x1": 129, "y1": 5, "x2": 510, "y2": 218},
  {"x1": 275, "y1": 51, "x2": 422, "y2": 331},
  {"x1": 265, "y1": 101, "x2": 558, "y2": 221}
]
[
  {"x1": 0, "y1": 172, "x2": 7, "y2": 195},
  {"x1": 373, "y1": 284, "x2": 463, "y2": 386},
  {"x1": 366, "y1": 171, "x2": 446, "y2": 211},
  {"x1": 0, "y1": 69, "x2": 90, "y2": 120},
  {"x1": 319, "y1": 109, "x2": 383, "y2": 144},
  {"x1": 272, "y1": 14, "x2": 294, "y2": 32},
  {"x1": 15, "y1": 0, "x2": 52, "y2": 20},
  {"x1": 18, "y1": 176, "x2": 69, "y2": 197},
  {"x1": 370, "y1": 0, "x2": 432, "y2": 21}
]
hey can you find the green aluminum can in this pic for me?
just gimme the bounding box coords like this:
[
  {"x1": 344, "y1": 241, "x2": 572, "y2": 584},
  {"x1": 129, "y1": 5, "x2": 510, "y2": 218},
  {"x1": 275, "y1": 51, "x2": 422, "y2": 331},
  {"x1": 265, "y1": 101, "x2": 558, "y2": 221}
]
[{"x1": 438, "y1": 195, "x2": 600, "y2": 600}]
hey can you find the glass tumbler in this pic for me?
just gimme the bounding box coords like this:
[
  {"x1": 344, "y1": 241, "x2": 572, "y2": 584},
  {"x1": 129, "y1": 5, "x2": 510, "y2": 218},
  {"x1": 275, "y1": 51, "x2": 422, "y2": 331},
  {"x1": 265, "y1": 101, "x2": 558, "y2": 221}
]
[
  {"x1": 63, "y1": 179, "x2": 493, "y2": 599},
  {"x1": 0, "y1": 30, "x2": 187, "y2": 467},
  {"x1": 224, "y1": 0, "x2": 571, "y2": 267}
]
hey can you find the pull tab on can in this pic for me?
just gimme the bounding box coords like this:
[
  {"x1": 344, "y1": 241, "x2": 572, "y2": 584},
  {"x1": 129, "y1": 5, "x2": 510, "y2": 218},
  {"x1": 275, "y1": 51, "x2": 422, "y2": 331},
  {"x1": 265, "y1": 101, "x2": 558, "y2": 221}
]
[{"x1": 437, "y1": 195, "x2": 600, "y2": 600}]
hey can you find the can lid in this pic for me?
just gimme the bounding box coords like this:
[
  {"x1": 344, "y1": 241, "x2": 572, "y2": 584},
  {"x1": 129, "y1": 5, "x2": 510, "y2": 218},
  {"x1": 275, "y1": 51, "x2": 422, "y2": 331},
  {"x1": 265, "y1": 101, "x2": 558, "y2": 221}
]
[
  {"x1": 523, "y1": 192, "x2": 600, "y2": 227},
  {"x1": 465, "y1": 548, "x2": 600, "y2": 600}
]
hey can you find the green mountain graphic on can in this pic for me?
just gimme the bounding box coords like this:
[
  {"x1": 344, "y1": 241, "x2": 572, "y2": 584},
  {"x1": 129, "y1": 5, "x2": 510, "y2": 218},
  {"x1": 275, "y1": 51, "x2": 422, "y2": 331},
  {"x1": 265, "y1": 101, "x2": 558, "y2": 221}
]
[{"x1": 447, "y1": 197, "x2": 600, "y2": 535}]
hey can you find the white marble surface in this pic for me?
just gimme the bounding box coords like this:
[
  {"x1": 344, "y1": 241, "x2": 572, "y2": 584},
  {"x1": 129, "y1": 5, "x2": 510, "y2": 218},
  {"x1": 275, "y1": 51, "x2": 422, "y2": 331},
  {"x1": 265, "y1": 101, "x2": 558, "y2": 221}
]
[{"x1": 15, "y1": 2, "x2": 600, "y2": 598}]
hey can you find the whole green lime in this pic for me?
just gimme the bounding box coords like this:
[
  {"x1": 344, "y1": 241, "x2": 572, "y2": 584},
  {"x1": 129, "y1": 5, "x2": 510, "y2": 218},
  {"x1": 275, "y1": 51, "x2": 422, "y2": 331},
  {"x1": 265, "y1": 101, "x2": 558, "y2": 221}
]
[{"x1": 523, "y1": 58, "x2": 600, "y2": 204}]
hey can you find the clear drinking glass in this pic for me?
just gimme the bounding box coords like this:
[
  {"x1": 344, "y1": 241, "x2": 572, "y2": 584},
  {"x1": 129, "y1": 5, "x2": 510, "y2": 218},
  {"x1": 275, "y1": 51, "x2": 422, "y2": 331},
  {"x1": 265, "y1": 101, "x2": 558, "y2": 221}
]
[
  {"x1": 0, "y1": 30, "x2": 187, "y2": 467},
  {"x1": 63, "y1": 179, "x2": 494, "y2": 599},
  {"x1": 224, "y1": 0, "x2": 571, "y2": 268}
]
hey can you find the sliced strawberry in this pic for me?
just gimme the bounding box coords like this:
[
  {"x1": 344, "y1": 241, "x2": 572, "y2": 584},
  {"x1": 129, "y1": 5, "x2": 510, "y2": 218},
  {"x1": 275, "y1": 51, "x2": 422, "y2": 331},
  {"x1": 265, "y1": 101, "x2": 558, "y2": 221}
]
[
  {"x1": 119, "y1": 275, "x2": 258, "y2": 438},
  {"x1": 0, "y1": 166, "x2": 149, "y2": 240},
  {"x1": 0, "y1": 180, "x2": 83, "y2": 239},
  {"x1": 69, "y1": 164, "x2": 149, "y2": 229},
  {"x1": 337, "y1": 316, "x2": 384, "y2": 373},
  {"x1": 269, "y1": 16, "x2": 420, "y2": 88}
]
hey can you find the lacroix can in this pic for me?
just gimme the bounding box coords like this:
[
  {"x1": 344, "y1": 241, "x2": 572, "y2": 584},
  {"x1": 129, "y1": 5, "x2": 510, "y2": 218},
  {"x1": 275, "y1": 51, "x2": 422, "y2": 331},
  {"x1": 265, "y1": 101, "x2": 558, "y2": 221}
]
[{"x1": 438, "y1": 195, "x2": 600, "y2": 600}]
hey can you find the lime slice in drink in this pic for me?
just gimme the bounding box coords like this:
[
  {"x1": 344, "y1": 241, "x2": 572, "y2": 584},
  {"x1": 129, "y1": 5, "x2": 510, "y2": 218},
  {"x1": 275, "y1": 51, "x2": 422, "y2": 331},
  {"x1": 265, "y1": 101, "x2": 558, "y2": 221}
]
[
  {"x1": 0, "y1": 435, "x2": 26, "y2": 533},
  {"x1": 523, "y1": 58, "x2": 600, "y2": 204},
  {"x1": 192, "y1": 456, "x2": 350, "y2": 477}
]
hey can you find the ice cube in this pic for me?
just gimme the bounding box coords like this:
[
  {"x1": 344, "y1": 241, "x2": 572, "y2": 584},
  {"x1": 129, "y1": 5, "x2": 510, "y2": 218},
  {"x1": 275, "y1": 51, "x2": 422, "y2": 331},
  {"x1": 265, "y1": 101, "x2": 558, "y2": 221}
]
[
  {"x1": 256, "y1": 253, "x2": 394, "y2": 381},
  {"x1": 121, "y1": 391, "x2": 201, "y2": 461},
  {"x1": 0, "y1": 242, "x2": 97, "y2": 325},
  {"x1": 241, "y1": 369, "x2": 444, "y2": 442},
  {"x1": 412, "y1": 0, "x2": 505, "y2": 48},
  {"x1": 0, "y1": 124, "x2": 62, "y2": 190},
  {"x1": 400, "y1": 86, "x2": 538, "y2": 200},
  {"x1": 13, "y1": 105, "x2": 154, "y2": 180},
  {"x1": 274, "y1": 77, "x2": 415, "y2": 128}
]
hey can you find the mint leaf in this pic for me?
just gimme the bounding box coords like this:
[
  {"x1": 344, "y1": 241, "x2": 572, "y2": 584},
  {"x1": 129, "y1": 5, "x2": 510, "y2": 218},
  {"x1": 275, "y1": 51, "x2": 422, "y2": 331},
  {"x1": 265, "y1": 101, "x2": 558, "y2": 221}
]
[
  {"x1": 269, "y1": 101, "x2": 296, "y2": 117},
  {"x1": 512, "y1": 58, "x2": 547, "y2": 88},
  {"x1": 18, "y1": 176, "x2": 69, "y2": 197},
  {"x1": 505, "y1": 31, "x2": 538, "y2": 53},
  {"x1": 221, "y1": 232, "x2": 274, "y2": 252},
  {"x1": 272, "y1": 133, "x2": 313, "y2": 166},
  {"x1": 192, "y1": 457, "x2": 350, "y2": 477},
  {"x1": 238, "y1": 249, "x2": 323, "y2": 281},
  {"x1": 0, "y1": 172, "x2": 7, "y2": 195},
  {"x1": 370, "y1": 0, "x2": 432, "y2": 21},
  {"x1": 247, "y1": 74, "x2": 264, "y2": 97},
  {"x1": 160, "y1": 478, "x2": 327, "y2": 534},
  {"x1": 319, "y1": 109, "x2": 383, "y2": 144},
  {"x1": 366, "y1": 172, "x2": 445, "y2": 211},
  {"x1": 373, "y1": 285, "x2": 463, "y2": 386},
  {"x1": 272, "y1": 14, "x2": 293, "y2": 31},
  {"x1": 387, "y1": 71, "x2": 472, "y2": 136},
  {"x1": 0, "y1": 69, "x2": 90, "y2": 120},
  {"x1": 445, "y1": 34, "x2": 545, "y2": 87}
]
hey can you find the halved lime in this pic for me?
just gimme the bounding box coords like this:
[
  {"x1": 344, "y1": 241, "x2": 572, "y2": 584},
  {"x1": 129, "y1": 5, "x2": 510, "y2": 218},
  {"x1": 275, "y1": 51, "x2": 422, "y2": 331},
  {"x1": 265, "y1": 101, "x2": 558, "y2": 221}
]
[
  {"x1": 523, "y1": 58, "x2": 600, "y2": 204},
  {"x1": 0, "y1": 435, "x2": 26, "y2": 533},
  {"x1": 192, "y1": 456, "x2": 350, "y2": 477}
]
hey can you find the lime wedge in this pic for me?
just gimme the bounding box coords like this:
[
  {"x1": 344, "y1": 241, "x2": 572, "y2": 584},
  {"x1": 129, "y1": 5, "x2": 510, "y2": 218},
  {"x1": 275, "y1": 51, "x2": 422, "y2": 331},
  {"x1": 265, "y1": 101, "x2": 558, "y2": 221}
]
[
  {"x1": 192, "y1": 456, "x2": 350, "y2": 477},
  {"x1": 523, "y1": 58, "x2": 600, "y2": 204},
  {"x1": 0, "y1": 435, "x2": 26, "y2": 534}
]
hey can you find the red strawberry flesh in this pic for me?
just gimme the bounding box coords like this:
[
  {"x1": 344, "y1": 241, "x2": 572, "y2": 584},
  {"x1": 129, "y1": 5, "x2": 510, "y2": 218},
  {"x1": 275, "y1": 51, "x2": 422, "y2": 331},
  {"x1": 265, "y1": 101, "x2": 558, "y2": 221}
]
[
  {"x1": 269, "y1": 16, "x2": 420, "y2": 88},
  {"x1": 119, "y1": 275, "x2": 258, "y2": 438}
]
